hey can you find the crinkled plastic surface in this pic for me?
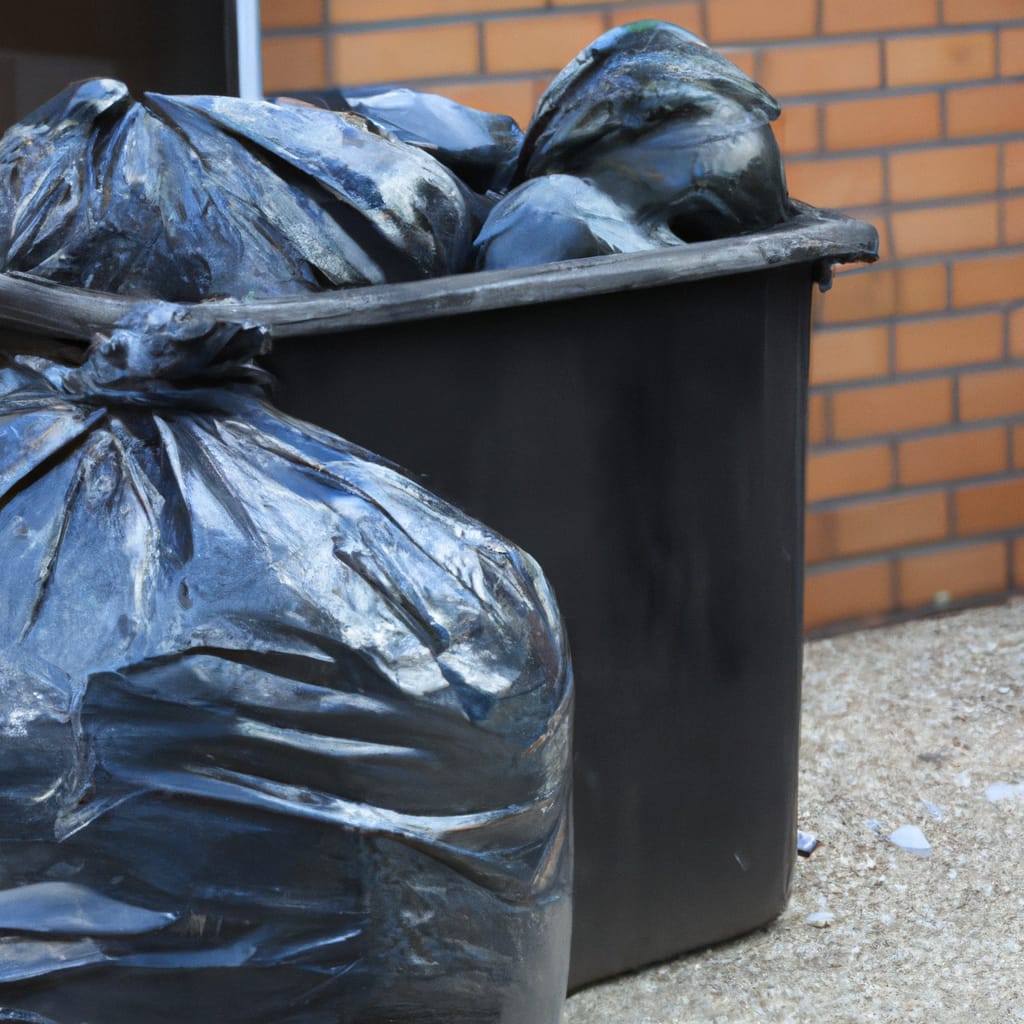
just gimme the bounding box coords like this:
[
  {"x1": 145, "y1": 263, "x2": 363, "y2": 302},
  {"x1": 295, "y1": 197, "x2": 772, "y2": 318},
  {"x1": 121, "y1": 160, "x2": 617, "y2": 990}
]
[
  {"x1": 0, "y1": 22, "x2": 792, "y2": 290},
  {"x1": 0, "y1": 305, "x2": 573, "y2": 1023},
  {"x1": 518, "y1": 21, "x2": 779, "y2": 178},
  {"x1": 0, "y1": 82, "x2": 473, "y2": 300},
  {"x1": 474, "y1": 174, "x2": 660, "y2": 269},
  {"x1": 488, "y1": 20, "x2": 789, "y2": 260},
  {"x1": 293, "y1": 86, "x2": 524, "y2": 196}
]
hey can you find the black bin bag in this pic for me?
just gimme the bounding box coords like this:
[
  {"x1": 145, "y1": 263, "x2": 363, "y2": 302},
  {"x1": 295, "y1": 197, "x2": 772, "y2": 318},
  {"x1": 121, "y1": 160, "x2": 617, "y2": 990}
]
[{"x1": 0, "y1": 304, "x2": 573, "y2": 1024}]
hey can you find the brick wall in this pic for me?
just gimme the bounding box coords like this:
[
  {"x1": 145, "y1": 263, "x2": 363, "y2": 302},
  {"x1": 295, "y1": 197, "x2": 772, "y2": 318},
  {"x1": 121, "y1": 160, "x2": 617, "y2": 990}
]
[{"x1": 260, "y1": 0, "x2": 1024, "y2": 634}]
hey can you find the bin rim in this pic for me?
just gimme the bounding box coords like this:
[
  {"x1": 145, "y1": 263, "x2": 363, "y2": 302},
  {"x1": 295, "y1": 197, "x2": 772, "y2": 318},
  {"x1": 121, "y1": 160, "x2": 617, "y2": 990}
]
[{"x1": 0, "y1": 202, "x2": 877, "y2": 344}]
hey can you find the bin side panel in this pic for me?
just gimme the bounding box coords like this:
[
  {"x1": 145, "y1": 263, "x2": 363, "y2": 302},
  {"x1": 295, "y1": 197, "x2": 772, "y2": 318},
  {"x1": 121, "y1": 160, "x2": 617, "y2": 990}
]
[{"x1": 264, "y1": 263, "x2": 811, "y2": 987}]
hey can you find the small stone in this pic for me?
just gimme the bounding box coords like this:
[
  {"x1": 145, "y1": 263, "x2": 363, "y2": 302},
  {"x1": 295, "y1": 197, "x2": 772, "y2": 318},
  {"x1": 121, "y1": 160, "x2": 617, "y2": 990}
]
[
  {"x1": 985, "y1": 782, "x2": 1024, "y2": 804},
  {"x1": 887, "y1": 825, "x2": 932, "y2": 857},
  {"x1": 796, "y1": 830, "x2": 820, "y2": 856},
  {"x1": 804, "y1": 911, "x2": 834, "y2": 929}
]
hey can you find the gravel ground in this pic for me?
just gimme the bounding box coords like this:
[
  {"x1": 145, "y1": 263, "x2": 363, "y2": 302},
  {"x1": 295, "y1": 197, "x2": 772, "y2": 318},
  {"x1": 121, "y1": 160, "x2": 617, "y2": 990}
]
[{"x1": 564, "y1": 598, "x2": 1024, "y2": 1024}]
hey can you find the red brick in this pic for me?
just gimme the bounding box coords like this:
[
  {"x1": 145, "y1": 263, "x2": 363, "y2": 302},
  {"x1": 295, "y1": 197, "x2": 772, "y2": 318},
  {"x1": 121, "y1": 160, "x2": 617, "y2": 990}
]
[
  {"x1": 773, "y1": 104, "x2": 819, "y2": 156},
  {"x1": 897, "y1": 264, "x2": 950, "y2": 317},
  {"x1": 1005, "y1": 196, "x2": 1024, "y2": 246},
  {"x1": 1013, "y1": 424, "x2": 1024, "y2": 470},
  {"x1": 808, "y1": 393, "x2": 828, "y2": 445},
  {"x1": 889, "y1": 144, "x2": 999, "y2": 204},
  {"x1": 805, "y1": 492, "x2": 949, "y2": 564},
  {"x1": 898, "y1": 541, "x2": 1009, "y2": 609},
  {"x1": 895, "y1": 312, "x2": 1004, "y2": 373},
  {"x1": 960, "y1": 367, "x2": 1024, "y2": 421},
  {"x1": 944, "y1": 0, "x2": 1024, "y2": 24},
  {"x1": 832, "y1": 378, "x2": 954, "y2": 440},
  {"x1": 825, "y1": 94, "x2": 943, "y2": 151},
  {"x1": 816, "y1": 267, "x2": 896, "y2": 324},
  {"x1": 953, "y1": 252, "x2": 1024, "y2": 308},
  {"x1": 898, "y1": 426, "x2": 1009, "y2": 486},
  {"x1": 955, "y1": 478, "x2": 1024, "y2": 535},
  {"x1": 484, "y1": 13, "x2": 606, "y2": 74},
  {"x1": 822, "y1": 0, "x2": 938, "y2": 34},
  {"x1": 816, "y1": 263, "x2": 949, "y2": 326},
  {"x1": 609, "y1": 3, "x2": 703, "y2": 34},
  {"x1": 262, "y1": 0, "x2": 322, "y2": 30},
  {"x1": 806, "y1": 444, "x2": 893, "y2": 502},
  {"x1": 811, "y1": 324, "x2": 890, "y2": 386},
  {"x1": 333, "y1": 23, "x2": 479, "y2": 85},
  {"x1": 262, "y1": 35, "x2": 327, "y2": 93},
  {"x1": 760, "y1": 41, "x2": 881, "y2": 98},
  {"x1": 804, "y1": 561, "x2": 893, "y2": 631},
  {"x1": 329, "y1": 0, "x2": 543, "y2": 22},
  {"x1": 891, "y1": 201, "x2": 1000, "y2": 259},
  {"x1": 706, "y1": 0, "x2": 817, "y2": 43},
  {"x1": 886, "y1": 31, "x2": 996, "y2": 87},
  {"x1": 1011, "y1": 307, "x2": 1024, "y2": 358},
  {"x1": 1015, "y1": 537, "x2": 1024, "y2": 587},
  {"x1": 786, "y1": 156, "x2": 885, "y2": 209},
  {"x1": 1001, "y1": 27, "x2": 1024, "y2": 76},
  {"x1": 948, "y1": 83, "x2": 1024, "y2": 138},
  {"x1": 1007, "y1": 140, "x2": 1024, "y2": 189},
  {"x1": 435, "y1": 80, "x2": 540, "y2": 127}
]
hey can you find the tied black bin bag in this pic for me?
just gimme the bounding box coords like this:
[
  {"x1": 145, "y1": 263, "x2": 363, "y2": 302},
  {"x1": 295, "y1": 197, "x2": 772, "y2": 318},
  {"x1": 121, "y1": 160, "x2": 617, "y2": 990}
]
[{"x1": 0, "y1": 305, "x2": 573, "y2": 1024}]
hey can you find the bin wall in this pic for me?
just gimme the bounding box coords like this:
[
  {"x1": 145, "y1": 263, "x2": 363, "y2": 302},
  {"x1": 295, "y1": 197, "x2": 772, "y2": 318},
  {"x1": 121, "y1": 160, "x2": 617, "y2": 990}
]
[
  {"x1": 263, "y1": 263, "x2": 814, "y2": 987},
  {"x1": 260, "y1": 0, "x2": 1024, "y2": 634}
]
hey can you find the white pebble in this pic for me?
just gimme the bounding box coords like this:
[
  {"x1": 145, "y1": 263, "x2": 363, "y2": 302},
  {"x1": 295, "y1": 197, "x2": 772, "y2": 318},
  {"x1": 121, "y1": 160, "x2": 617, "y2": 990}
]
[
  {"x1": 986, "y1": 782, "x2": 1024, "y2": 804},
  {"x1": 805, "y1": 911, "x2": 835, "y2": 928},
  {"x1": 888, "y1": 825, "x2": 932, "y2": 857}
]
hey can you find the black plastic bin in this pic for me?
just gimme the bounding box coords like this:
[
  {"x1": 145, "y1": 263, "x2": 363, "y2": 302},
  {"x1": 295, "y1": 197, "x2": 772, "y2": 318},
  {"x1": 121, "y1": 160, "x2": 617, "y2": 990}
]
[{"x1": 0, "y1": 204, "x2": 878, "y2": 989}]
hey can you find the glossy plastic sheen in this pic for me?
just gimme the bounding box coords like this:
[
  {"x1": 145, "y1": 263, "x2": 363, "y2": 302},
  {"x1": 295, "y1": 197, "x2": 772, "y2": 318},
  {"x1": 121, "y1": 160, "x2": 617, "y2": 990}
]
[
  {"x1": 0, "y1": 307, "x2": 573, "y2": 1023},
  {"x1": 0, "y1": 82, "x2": 474, "y2": 301},
  {"x1": 262, "y1": 262, "x2": 813, "y2": 987}
]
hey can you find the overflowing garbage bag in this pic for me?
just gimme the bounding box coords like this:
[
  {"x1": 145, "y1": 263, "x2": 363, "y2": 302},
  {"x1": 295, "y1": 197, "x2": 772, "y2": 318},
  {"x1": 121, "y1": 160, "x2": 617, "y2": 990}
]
[
  {"x1": 0, "y1": 80, "x2": 474, "y2": 300},
  {"x1": 495, "y1": 21, "x2": 788, "y2": 261},
  {"x1": 0, "y1": 305, "x2": 573, "y2": 1023},
  {"x1": 285, "y1": 20, "x2": 790, "y2": 270},
  {"x1": 0, "y1": 20, "x2": 790, "y2": 297}
]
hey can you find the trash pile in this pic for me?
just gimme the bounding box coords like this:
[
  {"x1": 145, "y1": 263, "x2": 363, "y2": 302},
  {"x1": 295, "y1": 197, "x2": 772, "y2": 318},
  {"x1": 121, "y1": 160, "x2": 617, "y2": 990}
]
[
  {"x1": 0, "y1": 20, "x2": 788, "y2": 1023},
  {"x1": 0, "y1": 21, "x2": 790, "y2": 300}
]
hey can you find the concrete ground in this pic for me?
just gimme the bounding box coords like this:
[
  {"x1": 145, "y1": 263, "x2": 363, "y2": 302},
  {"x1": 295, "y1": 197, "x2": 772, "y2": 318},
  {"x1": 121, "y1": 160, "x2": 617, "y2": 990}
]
[{"x1": 564, "y1": 598, "x2": 1024, "y2": 1024}]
